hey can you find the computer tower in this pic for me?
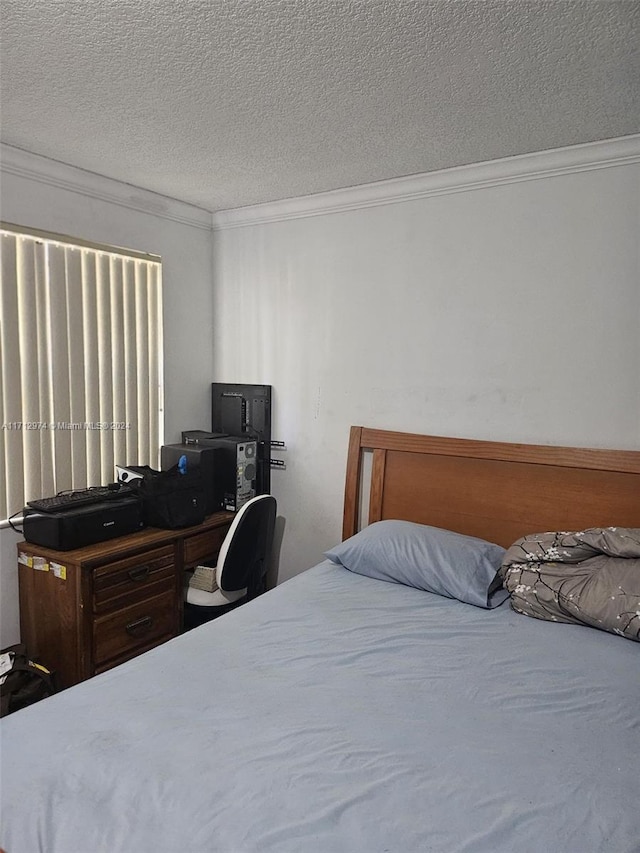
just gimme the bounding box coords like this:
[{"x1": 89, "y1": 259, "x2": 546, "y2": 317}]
[
  {"x1": 211, "y1": 383, "x2": 271, "y2": 494},
  {"x1": 205, "y1": 437, "x2": 258, "y2": 512},
  {"x1": 160, "y1": 444, "x2": 225, "y2": 515},
  {"x1": 161, "y1": 438, "x2": 257, "y2": 513}
]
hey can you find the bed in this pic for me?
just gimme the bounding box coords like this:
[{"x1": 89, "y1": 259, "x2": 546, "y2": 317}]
[{"x1": 1, "y1": 426, "x2": 639, "y2": 853}]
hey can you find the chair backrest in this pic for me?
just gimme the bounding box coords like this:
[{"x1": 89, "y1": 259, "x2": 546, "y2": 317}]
[{"x1": 216, "y1": 494, "x2": 277, "y2": 597}]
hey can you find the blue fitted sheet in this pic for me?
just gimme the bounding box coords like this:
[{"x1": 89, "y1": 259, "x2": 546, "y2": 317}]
[{"x1": 1, "y1": 560, "x2": 639, "y2": 853}]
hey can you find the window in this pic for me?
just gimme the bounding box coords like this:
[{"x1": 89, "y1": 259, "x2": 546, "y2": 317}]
[{"x1": 0, "y1": 223, "x2": 163, "y2": 519}]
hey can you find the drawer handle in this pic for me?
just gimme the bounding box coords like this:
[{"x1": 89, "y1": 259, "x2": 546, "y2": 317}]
[
  {"x1": 125, "y1": 616, "x2": 153, "y2": 636},
  {"x1": 127, "y1": 566, "x2": 150, "y2": 582}
]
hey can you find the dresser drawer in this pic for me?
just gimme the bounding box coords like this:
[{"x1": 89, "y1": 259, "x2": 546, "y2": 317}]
[
  {"x1": 183, "y1": 525, "x2": 228, "y2": 567},
  {"x1": 93, "y1": 590, "x2": 176, "y2": 666},
  {"x1": 93, "y1": 545, "x2": 175, "y2": 612}
]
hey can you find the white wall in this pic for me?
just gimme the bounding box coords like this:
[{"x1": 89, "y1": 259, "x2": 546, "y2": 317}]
[
  {"x1": 212, "y1": 139, "x2": 640, "y2": 584},
  {"x1": 0, "y1": 147, "x2": 215, "y2": 646},
  {"x1": 2, "y1": 139, "x2": 638, "y2": 644}
]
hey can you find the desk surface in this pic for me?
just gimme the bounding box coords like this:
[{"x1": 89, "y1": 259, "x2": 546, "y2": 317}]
[{"x1": 18, "y1": 510, "x2": 235, "y2": 565}]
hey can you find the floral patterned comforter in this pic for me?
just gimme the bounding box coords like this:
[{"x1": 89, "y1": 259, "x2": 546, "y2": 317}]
[{"x1": 498, "y1": 527, "x2": 640, "y2": 642}]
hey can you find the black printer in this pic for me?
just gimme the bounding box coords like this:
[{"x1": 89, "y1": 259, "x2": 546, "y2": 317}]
[{"x1": 23, "y1": 488, "x2": 144, "y2": 551}]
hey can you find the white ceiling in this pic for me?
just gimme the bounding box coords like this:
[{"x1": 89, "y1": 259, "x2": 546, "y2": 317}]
[{"x1": 1, "y1": 0, "x2": 638, "y2": 213}]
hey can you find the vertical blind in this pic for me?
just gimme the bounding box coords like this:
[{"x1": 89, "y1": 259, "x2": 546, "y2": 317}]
[{"x1": 0, "y1": 225, "x2": 163, "y2": 519}]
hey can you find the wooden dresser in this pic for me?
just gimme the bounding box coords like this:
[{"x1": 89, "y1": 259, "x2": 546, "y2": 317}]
[{"x1": 17, "y1": 511, "x2": 233, "y2": 689}]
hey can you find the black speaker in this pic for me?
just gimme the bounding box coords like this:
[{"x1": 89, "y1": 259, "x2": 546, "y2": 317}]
[{"x1": 160, "y1": 444, "x2": 225, "y2": 514}]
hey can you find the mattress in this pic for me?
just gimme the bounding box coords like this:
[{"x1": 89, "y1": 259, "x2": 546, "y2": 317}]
[{"x1": 1, "y1": 560, "x2": 639, "y2": 853}]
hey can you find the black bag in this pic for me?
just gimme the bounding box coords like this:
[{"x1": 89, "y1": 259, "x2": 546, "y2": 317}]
[
  {"x1": 0, "y1": 644, "x2": 57, "y2": 717},
  {"x1": 129, "y1": 465, "x2": 206, "y2": 529}
]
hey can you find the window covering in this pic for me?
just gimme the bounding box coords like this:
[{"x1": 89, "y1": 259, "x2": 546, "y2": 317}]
[{"x1": 0, "y1": 226, "x2": 163, "y2": 519}]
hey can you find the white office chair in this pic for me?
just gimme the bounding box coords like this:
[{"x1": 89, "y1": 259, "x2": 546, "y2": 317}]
[{"x1": 184, "y1": 494, "x2": 276, "y2": 629}]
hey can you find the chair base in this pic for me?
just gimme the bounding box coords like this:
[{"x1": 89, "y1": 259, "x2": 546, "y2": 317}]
[{"x1": 182, "y1": 598, "x2": 247, "y2": 632}]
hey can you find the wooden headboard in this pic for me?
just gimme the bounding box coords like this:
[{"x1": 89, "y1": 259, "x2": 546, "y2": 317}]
[{"x1": 343, "y1": 427, "x2": 640, "y2": 547}]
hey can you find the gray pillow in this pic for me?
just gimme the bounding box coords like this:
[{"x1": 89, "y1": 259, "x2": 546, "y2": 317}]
[{"x1": 325, "y1": 520, "x2": 508, "y2": 609}]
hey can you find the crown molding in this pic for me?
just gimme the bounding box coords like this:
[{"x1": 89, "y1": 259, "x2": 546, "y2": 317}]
[
  {"x1": 212, "y1": 134, "x2": 640, "y2": 231},
  {"x1": 3, "y1": 135, "x2": 638, "y2": 233},
  {"x1": 0, "y1": 144, "x2": 212, "y2": 230}
]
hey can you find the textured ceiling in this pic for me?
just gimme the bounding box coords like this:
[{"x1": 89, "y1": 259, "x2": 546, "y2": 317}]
[{"x1": 1, "y1": 0, "x2": 639, "y2": 212}]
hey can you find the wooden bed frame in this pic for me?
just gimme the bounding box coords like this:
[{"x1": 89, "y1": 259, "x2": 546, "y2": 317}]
[{"x1": 343, "y1": 426, "x2": 640, "y2": 546}]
